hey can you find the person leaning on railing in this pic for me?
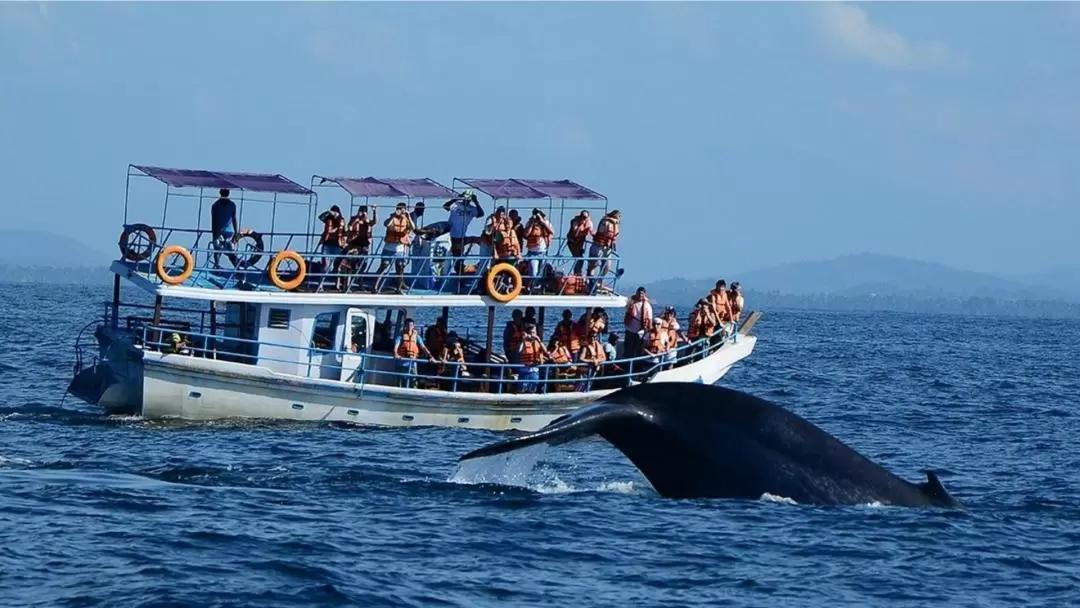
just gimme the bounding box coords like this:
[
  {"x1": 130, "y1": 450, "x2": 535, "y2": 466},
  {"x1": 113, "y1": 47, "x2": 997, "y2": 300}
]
[
  {"x1": 394, "y1": 318, "x2": 434, "y2": 388},
  {"x1": 577, "y1": 331, "x2": 606, "y2": 391},
  {"x1": 687, "y1": 299, "x2": 716, "y2": 359}
]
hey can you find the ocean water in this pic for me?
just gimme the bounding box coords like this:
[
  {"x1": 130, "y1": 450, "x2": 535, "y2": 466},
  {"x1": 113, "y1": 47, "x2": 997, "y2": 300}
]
[{"x1": 2, "y1": 282, "x2": 1080, "y2": 606}]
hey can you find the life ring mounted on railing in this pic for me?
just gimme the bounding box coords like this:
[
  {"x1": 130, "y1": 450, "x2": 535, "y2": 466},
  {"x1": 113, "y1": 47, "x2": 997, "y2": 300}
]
[
  {"x1": 155, "y1": 245, "x2": 194, "y2": 285},
  {"x1": 234, "y1": 228, "x2": 265, "y2": 269},
  {"x1": 485, "y1": 262, "x2": 523, "y2": 303},
  {"x1": 269, "y1": 250, "x2": 307, "y2": 291},
  {"x1": 118, "y1": 223, "x2": 157, "y2": 262}
]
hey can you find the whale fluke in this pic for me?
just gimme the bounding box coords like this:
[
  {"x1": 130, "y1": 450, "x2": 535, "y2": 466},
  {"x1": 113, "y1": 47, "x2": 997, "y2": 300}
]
[{"x1": 459, "y1": 383, "x2": 960, "y2": 507}]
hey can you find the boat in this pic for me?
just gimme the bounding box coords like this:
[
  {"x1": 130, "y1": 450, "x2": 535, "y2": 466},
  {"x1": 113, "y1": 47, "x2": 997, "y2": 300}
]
[{"x1": 66, "y1": 165, "x2": 760, "y2": 432}]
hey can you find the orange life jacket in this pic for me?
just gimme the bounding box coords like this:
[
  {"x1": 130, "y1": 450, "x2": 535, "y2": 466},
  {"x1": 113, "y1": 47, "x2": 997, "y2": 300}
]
[
  {"x1": 710, "y1": 289, "x2": 731, "y2": 322},
  {"x1": 566, "y1": 217, "x2": 591, "y2": 246},
  {"x1": 520, "y1": 337, "x2": 544, "y2": 365},
  {"x1": 666, "y1": 323, "x2": 679, "y2": 349},
  {"x1": 322, "y1": 215, "x2": 345, "y2": 246},
  {"x1": 593, "y1": 216, "x2": 620, "y2": 247},
  {"x1": 385, "y1": 215, "x2": 411, "y2": 245},
  {"x1": 495, "y1": 218, "x2": 520, "y2": 258},
  {"x1": 549, "y1": 346, "x2": 571, "y2": 364},
  {"x1": 525, "y1": 219, "x2": 550, "y2": 250},
  {"x1": 553, "y1": 320, "x2": 581, "y2": 353},
  {"x1": 396, "y1": 329, "x2": 420, "y2": 358},
  {"x1": 647, "y1": 328, "x2": 668, "y2": 354},
  {"x1": 580, "y1": 340, "x2": 605, "y2": 364},
  {"x1": 506, "y1": 321, "x2": 523, "y2": 353},
  {"x1": 348, "y1": 215, "x2": 373, "y2": 244}
]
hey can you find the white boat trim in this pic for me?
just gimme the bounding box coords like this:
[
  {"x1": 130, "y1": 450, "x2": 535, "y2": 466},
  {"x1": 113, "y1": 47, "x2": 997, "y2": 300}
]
[{"x1": 112, "y1": 260, "x2": 628, "y2": 308}]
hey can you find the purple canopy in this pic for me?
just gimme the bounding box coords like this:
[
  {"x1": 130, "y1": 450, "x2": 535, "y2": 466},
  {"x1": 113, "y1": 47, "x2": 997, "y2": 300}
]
[
  {"x1": 133, "y1": 165, "x2": 313, "y2": 195},
  {"x1": 456, "y1": 178, "x2": 605, "y2": 201},
  {"x1": 317, "y1": 176, "x2": 455, "y2": 199}
]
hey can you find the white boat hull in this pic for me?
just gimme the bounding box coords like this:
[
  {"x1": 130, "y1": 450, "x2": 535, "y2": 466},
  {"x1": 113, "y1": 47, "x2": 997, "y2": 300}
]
[{"x1": 139, "y1": 336, "x2": 756, "y2": 431}]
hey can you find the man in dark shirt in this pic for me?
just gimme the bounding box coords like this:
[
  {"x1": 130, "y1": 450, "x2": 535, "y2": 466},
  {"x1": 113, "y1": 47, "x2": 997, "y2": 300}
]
[{"x1": 211, "y1": 188, "x2": 239, "y2": 268}]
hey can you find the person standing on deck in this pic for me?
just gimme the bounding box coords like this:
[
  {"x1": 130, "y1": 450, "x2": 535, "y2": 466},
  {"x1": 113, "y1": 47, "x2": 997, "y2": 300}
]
[
  {"x1": 729, "y1": 282, "x2": 745, "y2": 324},
  {"x1": 517, "y1": 323, "x2": 550, "y2": 393},
  {"x1": 586, "y1": 210, "x2": 620, "y2": 292},
  {"x1": 578, "y1": 331, "x2": 606, "y2": 391},
  {"x1": 373, "y1": 202, "x2": 416, "y2": 293},
  {"x1": 210, "y1": 188, "x2": 239, "y2": 269},
  {"x1": 566, "y1": 210, "x2": 593, "y2": 276},
  {"x1": 708, "y1": 279, "x2": 733, "y2": 342},
  {"x1": 346, "y1": 205, "x2": 377, "y2": 279},
  {"x1": 318, "y1": 205, "x2": 347, "y2": 286},
  {"x1": 623, "y1": 286, "x2": 653, "y2": 360},
  {"x1": 522, "y1": 209, "x2": 554, "y2": 290},
  {"x1": 503, "y1": 309, "x2": 525, "y2": 365},
  {"x1": 444, "y1": 189, "x2": 484, "y2": 276},
  {"x1": 394, "y1": 318, "x2": 433, "y2": 388}
]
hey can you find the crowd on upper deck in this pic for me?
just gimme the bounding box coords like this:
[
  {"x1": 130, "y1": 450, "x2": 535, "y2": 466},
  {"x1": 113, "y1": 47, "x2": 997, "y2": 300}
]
[{"x1": 206, "y1": 187, "x2": 622, "y2": 294}]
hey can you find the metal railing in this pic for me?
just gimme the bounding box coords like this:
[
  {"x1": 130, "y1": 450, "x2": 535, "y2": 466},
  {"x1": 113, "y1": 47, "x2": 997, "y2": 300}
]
[
  {"x1": 139, "y1": 323, "x2": 741, "y2": 395},
  {"x1": 119, "y1": 224, "x2": 624, "y2": 297}
]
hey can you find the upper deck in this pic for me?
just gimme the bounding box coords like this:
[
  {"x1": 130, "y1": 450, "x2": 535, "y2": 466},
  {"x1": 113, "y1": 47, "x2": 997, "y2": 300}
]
[{"x1": 115, "y1": 165, "x2": 628, "y2": 308}]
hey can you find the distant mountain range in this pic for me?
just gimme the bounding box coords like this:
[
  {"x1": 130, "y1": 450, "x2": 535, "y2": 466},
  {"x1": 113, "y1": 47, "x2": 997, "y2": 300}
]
[
  {"x1": 2, "y1": 232, "x2": 1078, "y2": 316},
  {"x1": 0, "y1": 230, "x2": 111, "y2": 268},
  {"x1": 644, "y1": 253, "x2": 1080, "y2": 307}
]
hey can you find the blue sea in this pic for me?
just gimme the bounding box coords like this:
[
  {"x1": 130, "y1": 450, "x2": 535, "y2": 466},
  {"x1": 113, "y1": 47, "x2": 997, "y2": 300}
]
[{"x1": 2, "y1": 282, "x2": 1079, "y2": 606}]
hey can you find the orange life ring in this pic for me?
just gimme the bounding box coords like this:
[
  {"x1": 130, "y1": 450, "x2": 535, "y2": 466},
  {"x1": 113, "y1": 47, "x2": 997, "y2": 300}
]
[
  {"x1": 485, "y1": 262, "x2": 523, "y2": 303},
  {"x1": 118, "y1": 223, "x2": 157, "y2": 261},
  {"x1": 269, "y1": 250, "x2": 307, "y2": 291},
  {"x1": 155, "y1": 245, "x2": 194, "y2": 285}
]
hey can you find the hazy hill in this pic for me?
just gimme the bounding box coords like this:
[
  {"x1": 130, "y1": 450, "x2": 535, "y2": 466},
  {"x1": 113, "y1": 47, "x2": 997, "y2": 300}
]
[
  {"x1": 645, "y1": 253, "x2": 1079, "y2": 306},
  {"x1": 0, "y1": 230, "x2": 110, "y2": 268}
]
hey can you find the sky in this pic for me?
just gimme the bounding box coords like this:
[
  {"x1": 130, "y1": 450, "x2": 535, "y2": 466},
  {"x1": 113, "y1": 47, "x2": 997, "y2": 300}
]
[{"x1": 1, "y1": 1, "x2": 1078, "y2": 282}]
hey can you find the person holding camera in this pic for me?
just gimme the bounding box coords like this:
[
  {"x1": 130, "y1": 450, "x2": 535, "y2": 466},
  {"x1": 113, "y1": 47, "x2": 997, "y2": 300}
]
[
  {"x1": 373, "y1": 201, "x2": 416, "y2": 293},
  {"x1": 566, "y1": 210, "x2": 593, "y2": 276},
  {"x1": 523, "y1": 208, "x2": 554, "y2": 289},
  {"x1": 443, "y1": 189, "x2": 484, "y2": 276},
  {"x1": 345, "y1": 204, "x2": 377, "y2": 281}
]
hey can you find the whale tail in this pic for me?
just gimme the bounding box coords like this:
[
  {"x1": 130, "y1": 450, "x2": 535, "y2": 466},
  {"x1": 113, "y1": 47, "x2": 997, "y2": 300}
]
[
  {"x1": 918, "y1": 471, "x2": 960, "y2": 507},
  {"x1": 459, "y1": 402, "x2": 638, "y2": 461}
]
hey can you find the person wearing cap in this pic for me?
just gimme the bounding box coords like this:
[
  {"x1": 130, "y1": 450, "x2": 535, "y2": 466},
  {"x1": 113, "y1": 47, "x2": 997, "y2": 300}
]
[
  {"x1": 443, "y1": 189, "x2": 484, "y2": 276},
  {"x1": 373, "y1": 201, "x2": 416, "y2": 293},
  {"x1": 210, "y1": 188, "x2": 239, "y2": 269},
  {"x1": 165, "y1": 332, "x2": 189, "y2": 355},
  {"x1": 622, "y1": 286, "x2": 653, "y2": 363}
]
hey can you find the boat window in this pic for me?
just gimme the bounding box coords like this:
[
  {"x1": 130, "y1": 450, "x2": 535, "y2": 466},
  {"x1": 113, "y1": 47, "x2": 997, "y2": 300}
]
[
  {"x1": 350, "y1": 316, "x2": 368, "y2": 353},
  {"x1": 311, "y1": 312, "x2": 340, "y2": 350},
  {"x1": 267, "y1": 308, "x2": 291, "y2": 329}
]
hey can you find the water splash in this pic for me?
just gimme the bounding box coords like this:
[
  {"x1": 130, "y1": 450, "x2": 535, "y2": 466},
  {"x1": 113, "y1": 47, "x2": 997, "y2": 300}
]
[{"x1": 448, "y1": 443, "x2": 550, "y2": 488}]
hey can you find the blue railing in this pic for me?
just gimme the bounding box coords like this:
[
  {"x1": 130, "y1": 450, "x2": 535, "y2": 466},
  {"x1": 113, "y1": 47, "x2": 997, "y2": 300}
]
[
  {"x1": 139, "y1": 323, "x2": 741, "y2": 395},
  {"x1": 118, "y1": 225, "x2": 623, "y2": 297}
]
